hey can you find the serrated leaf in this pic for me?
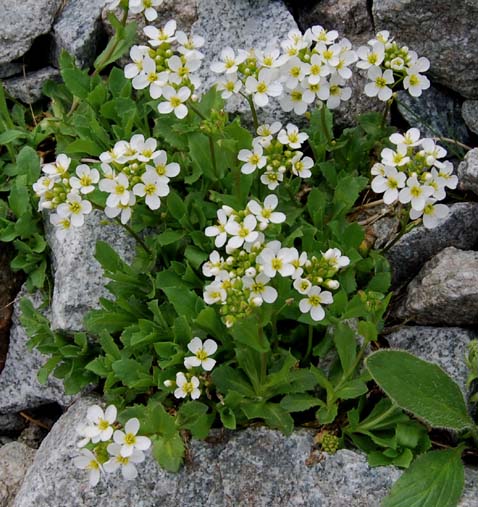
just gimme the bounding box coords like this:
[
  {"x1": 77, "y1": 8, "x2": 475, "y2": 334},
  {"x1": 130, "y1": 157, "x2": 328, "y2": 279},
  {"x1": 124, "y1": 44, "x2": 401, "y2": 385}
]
[
  {"x1": 382, "y1": 448, "x2": 465, "y2": 507},
  {"x1": 366, "y1": 350, "x2": 474, "y2": 430},
  {"x1": 152, "y1": 432, "x2": 184, "y2": 472}
]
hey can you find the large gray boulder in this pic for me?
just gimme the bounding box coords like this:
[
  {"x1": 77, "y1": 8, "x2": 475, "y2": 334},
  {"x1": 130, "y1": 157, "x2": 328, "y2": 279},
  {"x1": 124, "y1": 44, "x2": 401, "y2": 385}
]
[
  {"x1": 3, "y1": 67, "x2": 61, "y2": 104},
  {"x1": 457, "y1": 148, "x2": 478, "y2": 196},
  {"x1": 372, "y1": 0, "x2": 478, "y2": 99},
  {"x1": 45, "y1": 210, "x2": 135, "y2": 333},
  {"x1": 386, "y1": 326, "x2": 475, "y2": 394},
  {"x1": 0, "y1": 286, "x2": 74, "y2": 415},
  {"x1": 396, "y1": 247, "x2": 478, "y2": 326},
  {"x1": 386, "y1": 202, "x2": 478, "y2": 288},
  {"x1": 0, "y1": 0, "x2": 62, "y2": 65},
  {"x1": 0, "y1": 442, "x2": 36, "y2": 507},
  {"x1": 462, "y1": 100, "x2": 478, "y2": 135},
  {"x1": 13, "y1": 396, "x2": 404, "y2": 507},
  {"x1": 51, "y1": 0, "x2": 110, "y2": 68}
]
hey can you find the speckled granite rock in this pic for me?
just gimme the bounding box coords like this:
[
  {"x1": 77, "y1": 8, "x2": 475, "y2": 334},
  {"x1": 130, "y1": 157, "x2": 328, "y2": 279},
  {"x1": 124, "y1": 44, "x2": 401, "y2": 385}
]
[
  {"x1": 51, "y1": 0, "x2": 109, "y2": 68},
  {"x1": 386, "y1": 326, "x2": 474, "y2": 394},
  {"x1": 373, "y1": 0, "x2": 478, "y2": 99},
  {"x1": 192, "y1": 0, "x2": 300, "y2": 126},
  {"x1": 462, "y1": 100, "x2": 478, "y2": 135},
  {"x1": 386, "y1": 202, "x2": 478, "y2": 288},
  {"x1": 0, "y1": 414, "x2": 25, "y2": 434},
  {"x1": 397, "y1": 87, "x2": 470, "y2": 144},
  {"x1": 396, "y1": 247, "x2": 478, "y2": 326},
  {"x1": 457, "y1": 148, "x2": 478, "y2": 195},
  {"x1": 0, "y1": 286, "x2": 74, "y2": 414},
  {"x1": 0, "y1": 442, "x2": 36, "y2": 507},
  {"x1": 0, "y1": 0, "x2": 62, "y2": 65},
  {"x1": 13, "y1": 395, "x2": 404, "y2": 507},
  {"x1": 0, "y1": 63, "x2": 22, "y2": 79},
  {"x1": 3, "y1": 67, "x2": 61, "y2": 104},
  {"x1": 46, "y1": 210, "x2": 135, "y2": 333}
]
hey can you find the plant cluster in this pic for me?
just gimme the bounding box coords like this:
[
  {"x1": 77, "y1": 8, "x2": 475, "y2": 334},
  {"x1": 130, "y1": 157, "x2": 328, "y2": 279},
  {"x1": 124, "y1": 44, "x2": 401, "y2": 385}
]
[{"x1": 0, "y1": 1, "x2": 476, "y2": 505}]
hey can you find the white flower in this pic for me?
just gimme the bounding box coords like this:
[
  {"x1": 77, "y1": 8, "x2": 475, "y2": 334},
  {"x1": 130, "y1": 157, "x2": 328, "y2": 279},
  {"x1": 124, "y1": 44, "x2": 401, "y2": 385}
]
[
  {"x1": 205, "y1": 208, "x2": 229, "y2": 248},
  {"x1": 238, "y1": 143, "x2": 267, "y2": 175},
  {"x1": 410, "y1": 199, "x2": 449, "y2": 228},
  {"x1": 202, "y1": 250, "x2": 223, "y2": 277},
  {"x1": 130, "y1": 135, "x2": 161, "y2": 162},
  {"x1": 257, "y1": 241, "x2": 297, "y2": 278},
  {"x1": 434, "y1": 160, "x2": 458, "y2": 189},
  {"x1": 277, "y1": 123, "x2": 308, "y2": 149},
  {"x1": 419, "y1": 138, "x2": 447, "y2": 168},
  {"x1": 69, "y1": 165, "x2": 99, "y2": 195},
  {"x1": 389, "y1": 128, "x2": 421, "y2": 147},
  {"x1": 398, "y1": 176, "x2": 434, "y2": 211},
  {"x1": 243, "y1": 272, "x2": 278, "y2": 304},
  {"x1": 148, "y1": 150, "x2": 180, "y2": 183},
  {"x1": 124, "y1": 45, "x2": 149, "y2": 79},
  {"x1": 56, "y1": 192, "x2": 92, "y2": 227},
  {"x1": 133, "y1": 170, "x2": 169, "y2": 210},
  {"x1": 245, "y1": 69, "x2": 283, "y2": 107},
  {"x1": 210, "y1": 47, "x2": 247, "y2": 74},
  {"x1": 225, "y1": 214, "x2": 259, "y2": 250},
  {"x1": 326, "y1": 75, "x2": 351, "y2": 109},
  {"x1": 323, "y1": 248, "x2": 350, "y2": 269},
  {"x1": 216, "y1": 73, "x2": 242, "y2": 99},
  {"x1": 132, "y1": 57, "x2": 168, "y2": 96},
  {"x1": 184, "y1": 337, "x2": 217, "y2": 371},
  {"x1": 257, "y1": 45, "x2": 285, "y2": 68},
  {"x1": 100, "y1": 172, "x2": 131, "y2": 208},
  {"x1": 290, "y1": 153, "x2": 314, "y2": 178},
  {"x1": 280, "y1": 86, "x2": 315, "y2": 115},
  {"x1": 157, "y1": 86, "x2": 191, "y2": 119},
  {"x1": 316, "y1": 42, "x2": 340, "y2": 69},
  {"x1": 381, "y1": 144, "x2": 410, "y2": 167},
  {"x1": 81, "y1": 404, "x2": 117, "y2": 443},
  {"x1": 308, "y1": 25, "x2": 338, "y2": 45},
  {"x1": 73, "y1": 449, "x2": 102, "y2": 487},
  {"x1": 256, "y1": 121, "x2": 282, "y2": 144},
  {"x1": 129, "y1": 0, "x2": 163, "y2": 21},
  {"x1": 260, "y1": 168, "x2": 284, "y2": 190},
  {"x1": 104, "y1": 443, "x2": 145, "y2": 480},
  {"x1": 371, "y1": 165, "x2": 407, "y2": 204},
  {"x1": 247, "y1": 194, "x2": 286, "y2": 225},
  {"x1": 168, "y1": 54, "x2": 201, "y2": 84},
  {"x1": 49, "y1": 213, "x2": 71, "y2": 239},
  {"x1": 282, "y1": 56, "x2": 309, "y2": 90},
  {"x1": 364, "y1": 67, "x2": 394, "y2": 101},
  {"x1": 100, "y1": 141, "x2": 128, "y2": 164},
  {"x1": 144, "y1": 20, "x2": 177, "y2": 46},
  {"x1": 176, "y1": 31, "x2": 205, "y2": 57},
  {"x1": 203, "y1": 281, "x2": 227, "y2": 305},
  {"x1": 293, "y1": 277, "x2": 312, "y2": 295},
  {"x1": 42, "y1": 154, "x2": 71, "y2": 177},
  {"x1": 307, "y1": 53, "x2": 330, "y2": 85},
  {"x1": 299, "y1": 286, "x2": 333, "y2": 321},
  {"x1": 356, "y1": 43, "x2": 385, "y2": 69},
  {"x1": 113, "y1": 418, "x2": 151, "y2": 458},
  {"x1": 33, "y1": 175, "x2": 57, "y2": 196},
  {"x1": 174, "y1": 372, "x2": 201, "y2": 399},
  {"x1": 105, "y1": 193, "x2": 136, "y2": 225},
  {"x1": 403, "y1": 58, "x2": 430, "y2": 97}
]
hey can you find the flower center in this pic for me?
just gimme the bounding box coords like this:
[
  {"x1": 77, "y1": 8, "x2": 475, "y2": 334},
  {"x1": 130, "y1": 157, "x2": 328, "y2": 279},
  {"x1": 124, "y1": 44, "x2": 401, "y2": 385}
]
[
  {"x1": 88, "y1": 460, "x2": 99, "y2": 470},
  {"x1": 80, "y1": 175, "x2": 92, "y2": 186},
  {"x1": 375, "y1": 76, "x2": 387, "y2": 88},
  {"x1": 98, "y1": 419, "x2": 109, "y2": 431},
  {"x1": 271, "y1": 258, "x2": 283, "y2": 270},
  {"x1": 196, "y1": 349, "x2": 208, "y2": 361},
  {"x1": 115, "y1": 184, "x2": 126, "y2": 194},
  {"x1": 69, "y1": 201, "x2": 82, "y2": 214},
  {"x1": 170, "y1": 96, "x2": 182, "y2": 107},
  {"x1": 256, "y1": 82, "x2": 268, "y2": 93},
  {"x1": 409, "y1": 74, "x2": 419, "y2": 86},
  {"x1": 124, "y1": 433, "x2": 137, "y2": 446},
  {"x1": 309, "y1": 295, "x2": 321, "y2": 306}
]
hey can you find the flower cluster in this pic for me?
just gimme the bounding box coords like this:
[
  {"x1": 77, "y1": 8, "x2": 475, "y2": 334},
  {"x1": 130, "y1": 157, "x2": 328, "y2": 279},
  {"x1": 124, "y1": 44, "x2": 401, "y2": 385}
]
[
  {"x1": 357, "y1": 31, "x2": 430, "y2": 100},
  {"x1": 212, "y1": 24, "x2": 358, "y2": 115},
  {"x1": 163, "y1": 337, "x2": 218, "y2": 400},
  {"x1": 238, "y1": 122, "x2": 314, "y2": 189},
  {"x1": 370, "y1": 128, "x2": 457, "y2": 228},
  {"x1": 33, "y1": 135, "x2": 179, "y2": 239},
  {"x1": 203, "y1": 199, "x2": 348, "y2": 325},
  {"x1": 106, "y1": 0, "x2": 164, "y2": 22},
  {"x1": 125, "y1": 20, "x2": 204, "y2": 118},
  {"x1": 74, "y1": 404, "x2": 151, "y2": 486}
]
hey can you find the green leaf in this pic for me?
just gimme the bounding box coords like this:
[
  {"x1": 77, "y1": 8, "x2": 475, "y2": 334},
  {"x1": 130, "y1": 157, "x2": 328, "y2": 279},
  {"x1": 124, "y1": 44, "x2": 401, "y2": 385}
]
[
  {"x1": 335, "y1": 379, "x2": 368, "y2": 400},
  {"x1": 229, "y1": 317, "x2": 270, "y2": 352},
  {"x1": 167, "y1": 191, "x2": 187, "y2": 221},
  {"x1": 60, "y1": 53, "x2": 90, "y2": 99},
  {"x1": 94, "y1": 18, "x2": 137, "y2": 71},
  {"x1": 194, "y1": 307, "x2": 226, "y2": 341},
  {"x1": 188, "y1": 132, "x2": 216, "y2": 181},
  {"x1": 15, "y1": 146, "x2": 40, "y2": 184},
  {"x1": 151, "y1": 432, "x2": 184, "y2": 472},
  {"x1": 161, "y1": 286, "x2": 204, "y2": 322},
  {"x1": 155, "y1": 230, "x2": 184, "y2": 246},
  {"x1": 280, "y1": 394, "x2": 323, "y2": 412},
  {"x1": 66, "y1": 138, "x2": 104, "y2": 156},
  {"x1": 366, "y1": 350, "x2": 474, "y2": 430},
  {"x1": 212, "y1": 365, "x2": 256, "y2": 398},
  {"x1": 0, "y1": 129, "x2": 28, "y2": 144},
  {"x1": 333, "y1": 322, "x2": 357, "y2": 374},
  {"x1": 382, "y1": 448, "x2": 465, "y2": 507},
  {"x1": 177, "y1": 401, "x2": 212, "y2": 439},
  {"x1": 241, "y1": 402, "x2": 294, "y2": 434},
  {"x1": 8, "y1": 182, "x2": 30, "y2": 217}
]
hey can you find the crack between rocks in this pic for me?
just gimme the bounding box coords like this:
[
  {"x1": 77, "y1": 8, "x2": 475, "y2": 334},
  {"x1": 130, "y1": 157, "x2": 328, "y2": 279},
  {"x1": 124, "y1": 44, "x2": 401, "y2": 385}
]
[{"x1": 366, "y1": 0, "x2": 376, "y2": 32}]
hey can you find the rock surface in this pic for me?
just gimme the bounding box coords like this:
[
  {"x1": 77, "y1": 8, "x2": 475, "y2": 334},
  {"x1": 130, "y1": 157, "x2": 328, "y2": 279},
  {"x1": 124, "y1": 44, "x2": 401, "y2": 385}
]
[
  {"x1": 457, "y1": 148, "x2": 478, "y2": 195},
  {"x1": 372, "y1": 0, "x2": 478, "y2": 99},
  {"x1": 192, "y1": 0, "x2": 300, "y2": 126},
  {"x1": 3, "y1": 67, "x2": 61, "y2": 104},
  {"x1": 46, "y1": 211, "x2": 135, "y2": 333},
  {"x1": 0, "y1": 414, "x2": 26, "y2": 434},
  {"x1": 51, "y1": 0, "x2": 109, "y2": 68},
  {"x1": 396, "y1": 247, "x2": 478, "y2": 326},
  {"x1": 462, "y1": 100, "x2": 478, "y2": 135},
  {"x1": 0, "y1": 286, "x2": 74, "y2": 414},
  {"x1": 0, "y1": 441, "x2": 36, "y2": 507},
  {"x1": 397, "y1": 87, "x2": 470, "y2": 144},
  {"x1": 386, "y1": 326, "x2": 474, "y2": 393},
  {"x1": 0, "y1": 0, "x2": 62, "y2": 65},
  {"x1": 13, "y1": 395, "x2": 404, "y2": 507},
  {"x1": 386, "y1": 202, "x2": 478, "y2": 288}
]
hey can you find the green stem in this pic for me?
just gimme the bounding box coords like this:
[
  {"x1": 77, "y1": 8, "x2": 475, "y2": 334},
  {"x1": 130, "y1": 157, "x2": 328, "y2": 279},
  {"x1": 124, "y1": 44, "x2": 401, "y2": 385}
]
[
  {"x1": 246, "y1": 95, "x2": 259, "y2": 132},
  {"x1": 334, "y1": 340, "x2": 369, "y2": 394},
  {"x1": 355, "y1": 404, "x2": 398, "y2": 432},
  {"x1": 208, "y1": 135, "x2": 218, "y2": 179},
  {"x1": 320, "y1": 104, "x2": 332, "y2": 144},
  {"x1": 187, "y1": 102, "x2": 207, "y2": 120},
  {"x1": 305, "y1": 325, "x2": 314, "y2": 360}
]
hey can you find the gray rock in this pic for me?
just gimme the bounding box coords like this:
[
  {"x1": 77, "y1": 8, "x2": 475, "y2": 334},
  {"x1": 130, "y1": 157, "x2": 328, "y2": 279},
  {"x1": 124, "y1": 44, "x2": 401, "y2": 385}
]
[
  {"x1": 397, "y1": 247, "x2": 478, "y2": 326},
  {"x1": 51, "y1": 0, "x2": 110, "y2": 69},
  {"x1": 0, "y1": 0, "x2": 62, "y2": 65},
  {"x1": 386, "y1": 202, "x2": 478, "y2": 288},
  {"x1": 372, "y1": 0, "x2": 478, "y2": 99},
  {"x1": 17, "y1": 425, "x2": 48, "y2": 450},
  {"x1": 0, "y1": 442, "x2": 36, "y2": 507},
  {"x1": 192, "y1": 0, "x2": 300, "y2": 126},
  {"x1": 462, "y1": 467, "x2": 478, "y2": 507},
  {"x1": 457, "y1": 148, "x2": 478, "y2": 195},
  {"x1": 462, "y1": 100, "x2": 478, "y2": 135},
  {"x1": 0, "y1": 414, "x2": 26, "y2": 434},
  {"x1": 0, "y1": 286, "x2": 74, "y2": 414},
  {"x1": 3, "y1": 67, "x2": 61, "y2": 104},
  {"x1": 13, "y1": 395, "x2": 405, "y2": 507},
  {"x1": 386, "y1": 326, "x2": 474, "y2": 393},
  {"x1": 294, "y1": 0, "x2": 373, "y2": 44},
  {"x1": 0, "y1": 63, "x2": 23, "y2": 79},
  {"x1": 397, "y1": 87, "x2": 470, "y2": 145},
  {"x1": 46, "y1": 210, "x2": 136, "y2": 333}
]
